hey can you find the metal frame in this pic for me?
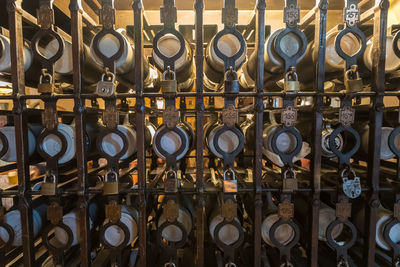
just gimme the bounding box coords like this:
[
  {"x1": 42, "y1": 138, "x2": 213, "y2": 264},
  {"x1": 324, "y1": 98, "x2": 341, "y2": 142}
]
[{"x1": 0, "y1": 0, "x2": 398, "y2": 266}]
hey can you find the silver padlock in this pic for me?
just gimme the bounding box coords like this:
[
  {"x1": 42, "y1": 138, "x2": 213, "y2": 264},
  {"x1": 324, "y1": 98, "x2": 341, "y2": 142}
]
[
  {"x1": 284, "y1": 68, "x2": 300, "y2": 92},
  {"x1": 223, "y1": 168, "x2": 238, "y2": 193},
  {"x1": 41, "y1": 174, "x2": 57, "y2": 196},
  {"x1": 103, "y1": 171, "x2": 119, "y2": 195},
  {"x1": 97, "y1": 72, "x2": 116, "y2": 97},
  {"x1": 344, "y1": 66, "x2": 363, "y2": 93},
  {"x1": 341, "y1": 168, "x2": 361, "y2": 199}
]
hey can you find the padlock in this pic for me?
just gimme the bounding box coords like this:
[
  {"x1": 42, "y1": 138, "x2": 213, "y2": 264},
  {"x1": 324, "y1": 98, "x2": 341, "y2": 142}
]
[
  {"x1": 161, "y1": 69, "x2": 177, "y2": 94},
  {"x1": 224, "y1": 68, "x2": 240, "y2": 94},
  {"x1": 164, "y1": 170, "x2": 178, "y2": 193},
  {"x1": 223, "y1": 168, "x2": 238, "y2": 193},
  {"x1": 344, "y1": 66, "x2": 363, "y2": 93},
  {"x1": 103, "y1": 171, "x2": 119, "y2": 195},
  {"x1": 284, "y1": 69, "x2": 300, "y2": 92},
  {"x1": 96, "y1": 72, "x2": 116, "y2": 97},
  {"x1": 38, "y1": 72, "x2": 55, "y2": 94},
  {"x1": 224, "y1": 79, "x2": 240, "y2": 94},
  {"x1": 341, "y1": 168, "x2": 361, "y2": 199},
  {"x1": 41, "y1": 174, "x2": 57, "y2": 196},
  {"x1": 283, "y1": 169, "x2": 298, "y2": 192}
]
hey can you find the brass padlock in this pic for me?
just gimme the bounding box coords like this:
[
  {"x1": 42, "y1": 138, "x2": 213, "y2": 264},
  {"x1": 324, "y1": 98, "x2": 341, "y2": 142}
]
[
  {"x1": 161, "y1": 69, "x2": 177, "y2": 94},
  {"x1": 38, "y1": 73, "x2": 56, "y2": 94},
  {"x1": 97, "y1": 72, "x2": 116, "y2": 97},
  {"x1": 344, "y1": 66, "x2": 363, "y2": 93},
  {"x1": 223, "y1": 168, "x2": 238, "y2": 193},
  {"x1": 41, "y1": 174, "x2": 57, "y2": 196},
  {"x1": 103, "y1": 171, "x2": 119, "y2": 195},
  {"x1": 283, "y1": 70, "x2": 300, "y2": 92}
]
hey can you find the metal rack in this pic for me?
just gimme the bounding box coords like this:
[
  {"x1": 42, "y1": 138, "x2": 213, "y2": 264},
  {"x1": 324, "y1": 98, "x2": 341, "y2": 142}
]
[{"x1": 1, "y1": 0, "x2": 399, "y2": 266}]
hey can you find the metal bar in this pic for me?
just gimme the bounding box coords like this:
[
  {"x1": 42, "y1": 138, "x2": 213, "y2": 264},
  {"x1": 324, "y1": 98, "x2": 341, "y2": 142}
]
[
  {"x1": 69, "y1": 0, "x2": 91, "y2": 266},
  {"x1": 194, "y1": 0, "x2": 205, "y2": 266},
  {"x1": 360, "y1": 7, "x2": 375, "y2": 24},
  {"x1": 6, "y1": 0, "x2": 35, "y2": 266},
  {"x1": 363, "y1": 1, "x2": 389, "y2": 266},
  {"x1": 132, "y1": 1, "x2": 147, "y2": 266},
  {"x1": 309, "y1": 1, "x2": 328, "y2": 266},
  {"x1": 299, "y1": 5, "x2": 318, "y2": 29},
  {"x1": 253, "y1": 1, "x2": 265, "y2": 267}
]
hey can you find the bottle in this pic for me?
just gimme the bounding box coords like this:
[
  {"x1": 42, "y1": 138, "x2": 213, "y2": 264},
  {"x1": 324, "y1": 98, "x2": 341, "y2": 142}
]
[
  {"x1": 158, "y1": 205, "x2": 192, "y2": 243},
  {"x1": 0, "y1": 34, "x2": 32, "y2": 72},
  {"x1": 0, "y1": 202, "x2": 47, "y2": 247},
  {"x1": 152, "y1": 122, "x2": 193, "y2": 161},
  {"x1": 240, "y1": 28, "x2": 305, "y2": 91},
  {"x1": 53, "y1": 201, "x2": 101, "y2": 247},
  {"x1": 102, "y1": 205, "x2": 139, "y2": 248},
  {"x1": 0, "y1": 123, "x2": 42, "y2": 162},
  {"x1": 152, "y1": 33, "x2": 195, "y2": 92},
  {"x1": 43, "y1": 38, "x2": 102, "y2": 86},
  {"x1": 204, "y1": 32, "x2": 246, "y2": 91},
  {"x1": 90, "y1": 28, "x2": 160, "y2": 92}
]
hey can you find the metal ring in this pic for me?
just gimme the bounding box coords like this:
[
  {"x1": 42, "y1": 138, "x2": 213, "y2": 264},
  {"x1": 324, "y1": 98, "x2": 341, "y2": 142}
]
[
  {"x1": 213, "y1": 219, "x2": 244, "y2": 251},
  {"x1": 326, "y1": 219, "x2": 357, "y2": 251},
  {"x1": 212, "y1": 124, "x2": 244, "y2": 161},
  {"x1": 274, "y1": 27, "x2": 307, "y2": 67},
  {"x1": 383, "y1": 217, "x2": 400, "y2": 251},
  {"x1": 31, "y1": 28, "x2": 65, "y2": 65},
  {"x1": 269, "y1": 218, "x2": 300, "y2": 249},
  {"x1": 96, "y1": 127, "x2": 129, "y2": 161},
  {"x1": 36, "y1": 129, "x2": 68, "y2": 161},
  {"x1": 328, "y1": 125, "x2": 360, "y2": 164},
  {"x1": 154, "y1": 125, "x2": 188, "y2": 161},
  {"x1": 0, "y1": 222, "x2": 15, "y2": 248},
  {"x1": 270, "y1": 125, "x2": 303, "y2": 164},
  {"x1": 91, "y1": 28, "x2": 126, "y2": 66},
  {"x1": 389, "y1": 126, "x2": 400, "y2": 158},
  {"x1": 225, "y1": 262, "x2": 237, "y2": 267},
  {"x1": 99, "y1": 220, "x2": 131, "y2": 250},
  {"x1": 0, "y1": 131, "x2": 9, "y2": 160},
  {"x1": 41, "y1": 222, "x2": 74, "y2": 253},
  {"x1": 212, "y1": 28, "x2": 246, "y2": 69},
  {"x1": 153, "y1": 28, "x2": 186, "y2": 70},
  {"x1": 393, "y1": 31, "x2": 400, "y2": 59},
  {"x1": 164, "y1": 262, "x2": 176, "y2": 267},
  {"x1": 157, "y1": 220, "x2": 188, "y2": 250},
  {"x1": 334, "y1": 27, "x2": 366, "y2": 64}
]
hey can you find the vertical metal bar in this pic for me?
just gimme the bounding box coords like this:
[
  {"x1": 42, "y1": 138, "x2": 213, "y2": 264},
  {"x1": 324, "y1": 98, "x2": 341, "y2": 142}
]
[
  {"x1": 69, "y1": 0, "x2": 91, "y2": 266},
  {"x1": 6, "y1": 1, "x2": 35, "y2": 266},
  {"x1": 253, "y1": 1, "x2": 265, "y2": 267},
  {"x1": 194, "y1": 0, "x2": 205, "y2": 266},
  {"x1": 363, "y1": 1, "x2": 389, "y2": 266},
  {"x1": 132, "y1": 1, "x2": 147, "y2": 266},
  {"x1": 309, "y1": 1, "x2": 328, "y2": 266}
]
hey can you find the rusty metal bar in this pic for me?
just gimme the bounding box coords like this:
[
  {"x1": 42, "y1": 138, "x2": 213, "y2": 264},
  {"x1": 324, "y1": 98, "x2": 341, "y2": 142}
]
[
  {"x1": 309, "y1": 1, "x2": 328, "y2": 266},
  {"x1": 194, "y1": 0, "x2": 205, "y2": 266},
  {"x1": 6, "y1": 0, "x2": 35, "y2": 266},
  {"x1": 363, "y1": 1, "x2": 389, "y2": 266},
  {"x1": 253, "y1": 1, "x2": 265, "y2": 267},
  {"x1": 69, "y1": 0, "x2": 91, "y2": 266},
  {"x1": 132, "y1": 0, "x2": 147, "y2": 266}
]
